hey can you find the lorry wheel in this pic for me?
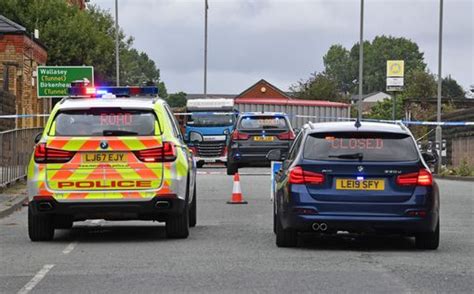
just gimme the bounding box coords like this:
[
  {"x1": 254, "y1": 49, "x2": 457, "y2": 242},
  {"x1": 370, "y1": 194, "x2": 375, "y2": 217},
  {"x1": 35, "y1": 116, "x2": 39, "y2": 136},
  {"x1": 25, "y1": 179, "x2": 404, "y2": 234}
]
[
  {"x1": 415, "y1": 220, "x2": 439, "y2": 250},
  {"x1": 166, "y1": 205, "x2": 189, "y2": 239},
  {"x1": 226, "y1": 162, "x2": 238, "y2": 175},
  {"x1": 189, "y1": 183, "x2": 197, "y2": 227},
  {"x1": 197, "y1": 162, "x2": 204, "y2": 168},
  {"x1": 28, "y1": 205, "x2": 54, "y2": 242}
]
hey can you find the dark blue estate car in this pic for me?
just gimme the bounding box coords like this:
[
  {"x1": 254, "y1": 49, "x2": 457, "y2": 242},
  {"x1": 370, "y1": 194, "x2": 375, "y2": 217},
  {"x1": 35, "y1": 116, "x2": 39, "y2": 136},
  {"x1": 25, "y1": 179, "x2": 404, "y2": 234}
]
[{"x1": 268, "y1": 121, "x2": 440, "y2": 249}]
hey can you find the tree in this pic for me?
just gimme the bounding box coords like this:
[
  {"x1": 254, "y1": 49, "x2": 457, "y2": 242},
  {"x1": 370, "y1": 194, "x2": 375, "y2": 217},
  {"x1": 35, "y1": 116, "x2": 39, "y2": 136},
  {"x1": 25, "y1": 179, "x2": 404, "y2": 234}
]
[
  {"x1": 442, "y1": 76, "x2": 464, "y2": 99},
  {"x1": 290, "y1": 72, "x2": 343, "y2": 102},
  {"x1": 0, "y1": 0, "x2": 167, "y2": 89},
  {"x1": 323, "y1": 45, "x2": 353, "y2": 93},
  {"x1": 166, "y1": 92, "x2": 187, "y2": 108},
  {"x1": 402, "y1": 69, "x2": 437, "y2": 99},
  {"x1": 367, "y1": 98, "x2": 404, "y2": 120}
]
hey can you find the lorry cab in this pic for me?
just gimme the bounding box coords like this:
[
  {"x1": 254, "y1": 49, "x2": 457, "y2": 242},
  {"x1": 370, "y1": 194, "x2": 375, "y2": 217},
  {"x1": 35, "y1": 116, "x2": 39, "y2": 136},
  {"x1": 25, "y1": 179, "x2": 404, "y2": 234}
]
[{"x1": 184, "y1": 98, "x2": 237, "y2": 167}]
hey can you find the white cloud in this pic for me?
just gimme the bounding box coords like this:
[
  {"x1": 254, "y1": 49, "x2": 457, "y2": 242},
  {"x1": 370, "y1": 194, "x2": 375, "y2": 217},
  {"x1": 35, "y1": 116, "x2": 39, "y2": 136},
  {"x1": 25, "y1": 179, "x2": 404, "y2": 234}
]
[{"x1": 91, "y1": 0, "x2": 473, "y2": 92}]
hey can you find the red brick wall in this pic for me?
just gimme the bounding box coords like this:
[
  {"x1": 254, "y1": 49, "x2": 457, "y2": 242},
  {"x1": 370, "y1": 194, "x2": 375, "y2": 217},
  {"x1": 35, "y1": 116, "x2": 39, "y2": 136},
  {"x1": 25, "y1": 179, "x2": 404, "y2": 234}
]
[
  {"x1": 237, "y1": 80, "x2": 289, "y2": 100},
  {"x1": 0, "y1": 34, "x2": 49, "y2": 128}
]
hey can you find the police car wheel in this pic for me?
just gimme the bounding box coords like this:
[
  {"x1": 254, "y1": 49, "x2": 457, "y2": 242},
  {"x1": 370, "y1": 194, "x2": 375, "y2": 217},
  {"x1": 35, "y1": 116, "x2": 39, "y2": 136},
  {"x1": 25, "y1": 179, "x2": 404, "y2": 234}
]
[
  {"x1": 275, "y1": 213, "x2": 297, "y2": 248},
  {"x1": 28, "y1": 205, "x2": 54, "y2": 242},
  {"x1": 415, "y1": 220, "x2": 440, "y2": 250},
  {"x1": 189, "y1": 182, "x2": 197, "y2": 228},
  {"x1": 166, "y1": 205, "x2": 190, "y2": 239}
]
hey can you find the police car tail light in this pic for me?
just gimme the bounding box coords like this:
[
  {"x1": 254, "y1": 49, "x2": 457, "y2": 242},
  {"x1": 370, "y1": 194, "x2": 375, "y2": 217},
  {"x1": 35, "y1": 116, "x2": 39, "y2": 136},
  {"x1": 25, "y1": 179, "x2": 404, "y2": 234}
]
[
  {"x1": 277, "y1": 131, "x2": 295, "y2": 140},
  {"x1": 231, "y1": 130, "x2": 250, "y2": 140},
  {"x1": 34, "y1": 143, "x2": 76, "y2": 163},
  {"x1": 289, "y1": 166, "x2": 325, "y2": 185},
  {"x1": 396, "y1": 169, "x2": 432, "y2": 186},
  {"x1": 134, "y1": 142, "x2": 176, "y2": 162}
]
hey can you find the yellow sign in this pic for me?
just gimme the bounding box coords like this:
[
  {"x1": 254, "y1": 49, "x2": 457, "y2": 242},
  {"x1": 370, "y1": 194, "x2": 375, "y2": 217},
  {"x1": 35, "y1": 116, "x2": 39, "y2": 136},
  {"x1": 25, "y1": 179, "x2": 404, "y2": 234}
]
[{"x1": 387, "y1": 60, "x2": 404, "y2": 77}]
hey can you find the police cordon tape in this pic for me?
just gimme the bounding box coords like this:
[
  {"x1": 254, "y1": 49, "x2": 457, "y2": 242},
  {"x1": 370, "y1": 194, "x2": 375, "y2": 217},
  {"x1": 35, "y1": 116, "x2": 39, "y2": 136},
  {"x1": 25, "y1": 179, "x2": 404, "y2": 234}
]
[{"x1": 0, "y1": 113, "x2": 473, "y2": 126}]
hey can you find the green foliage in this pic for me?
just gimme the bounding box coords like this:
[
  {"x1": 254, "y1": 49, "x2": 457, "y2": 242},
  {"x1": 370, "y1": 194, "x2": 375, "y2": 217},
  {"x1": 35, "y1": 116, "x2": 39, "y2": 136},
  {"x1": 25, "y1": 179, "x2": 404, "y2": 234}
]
[
  {"x1": 323, "y1": 45, "x2": 353, "y2": 93},
  {"x1": 442, "y1": 76, "x2": 464, "y2": 99},
  {"x1": 456, "y1": 159, "x2": 473, "y2": 177},
  {"x1": 0, "y1": 0, "x2": 166, "y2": 88},
  {"x1": 402, "y1": 69, "x2": 437, "y2": 99},
  {"x1": 290, "y1": 72, "x2": 344, "y2": 102},
  {"x1": 366, "y1": 97, "x2": 404, "y2": 120},
  {"x1": 166, "y1": 92, "x2": 187, "y2": 108}
]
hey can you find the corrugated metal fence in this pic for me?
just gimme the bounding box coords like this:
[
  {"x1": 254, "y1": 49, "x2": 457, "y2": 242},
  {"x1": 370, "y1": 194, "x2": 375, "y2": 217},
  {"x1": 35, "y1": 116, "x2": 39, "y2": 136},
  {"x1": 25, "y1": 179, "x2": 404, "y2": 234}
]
[
  {"x1": 235, "y1": 103, "x2": 350, "y2": 129},
  {"x1": 0, "y1": 128, "x2": 42, "y2": 188}
]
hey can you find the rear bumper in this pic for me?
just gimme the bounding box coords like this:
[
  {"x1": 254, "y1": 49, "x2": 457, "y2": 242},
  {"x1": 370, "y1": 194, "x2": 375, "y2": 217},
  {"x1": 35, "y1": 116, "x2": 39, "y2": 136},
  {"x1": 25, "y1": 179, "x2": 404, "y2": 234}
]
[
  {"x1": 29, "y1": 195, "x2": 186, "y2": 222},
  {"x1": 195, "y1": 156, "x2": 227, "y2": 163},
  {"x1": 281, "y1": 213, "x2": 438, "y2": 235}
]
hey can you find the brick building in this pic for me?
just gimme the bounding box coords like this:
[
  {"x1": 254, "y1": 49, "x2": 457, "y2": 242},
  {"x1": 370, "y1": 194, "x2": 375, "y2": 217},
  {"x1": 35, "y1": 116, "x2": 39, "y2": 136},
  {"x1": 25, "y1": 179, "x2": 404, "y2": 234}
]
[{"x1": 0, "y1": 15, "x2": 49, "y2": 128}]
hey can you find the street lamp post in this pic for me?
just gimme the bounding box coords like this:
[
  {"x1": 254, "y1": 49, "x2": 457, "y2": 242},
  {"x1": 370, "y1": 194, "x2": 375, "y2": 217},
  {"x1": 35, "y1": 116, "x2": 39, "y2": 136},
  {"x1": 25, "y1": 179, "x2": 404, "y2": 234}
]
[
  {"x1": 204, "y1": 0, "x2": 208, "y2": 98},
  {"x1": 115, "y1": 0, "x2": 120, "y2": 86},
  {"x1": 358, "y1": 0, "x2": 364, "y2": 123},
  {"x1": 436, "y1": 0, "x2": 443, "y2": 173}
]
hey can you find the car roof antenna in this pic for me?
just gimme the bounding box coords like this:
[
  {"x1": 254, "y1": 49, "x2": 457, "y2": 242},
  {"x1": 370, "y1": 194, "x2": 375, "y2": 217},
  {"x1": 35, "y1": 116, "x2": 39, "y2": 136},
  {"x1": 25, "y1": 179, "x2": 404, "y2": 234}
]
[{"x1": 354, "y1": 117, "x2": 362, "y2": 129}]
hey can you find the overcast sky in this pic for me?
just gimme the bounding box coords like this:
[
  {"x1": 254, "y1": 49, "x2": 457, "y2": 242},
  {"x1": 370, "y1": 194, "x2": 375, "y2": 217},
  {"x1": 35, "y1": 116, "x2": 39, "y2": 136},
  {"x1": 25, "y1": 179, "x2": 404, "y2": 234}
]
[{"x1": 92, "y1": 0, "x2": 473, "y2": 94}]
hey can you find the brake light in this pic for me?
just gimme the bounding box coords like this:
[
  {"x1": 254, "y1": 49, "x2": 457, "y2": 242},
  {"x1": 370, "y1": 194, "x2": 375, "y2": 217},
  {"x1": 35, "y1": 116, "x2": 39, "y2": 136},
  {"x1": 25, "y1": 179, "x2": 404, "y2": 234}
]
[
  {"x1": 289, "y1": 166, "x2": 325, "y2": 185},
  {"x1": 34, "y1": 143, "x2": 76, "y2": 163},
  {"x1": 396, "y1": 169, "x2": 433, "y2": 186},
  {"x1": 277, "y1": 131, "x2": 295, "y2": 140},
  {"x1": 134, "y1": 142, "x2": 176, "y2": 162},
  {"x1": 231, "y1": 130, "x2": 250, "y2": 140}
]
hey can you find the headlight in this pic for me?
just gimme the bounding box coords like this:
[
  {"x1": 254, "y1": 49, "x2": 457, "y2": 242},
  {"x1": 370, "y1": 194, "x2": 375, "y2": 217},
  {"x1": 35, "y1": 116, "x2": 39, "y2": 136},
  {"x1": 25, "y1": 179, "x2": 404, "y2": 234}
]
[{"x1": 189, "y1": 131, "x2": 203, "y2": 143}]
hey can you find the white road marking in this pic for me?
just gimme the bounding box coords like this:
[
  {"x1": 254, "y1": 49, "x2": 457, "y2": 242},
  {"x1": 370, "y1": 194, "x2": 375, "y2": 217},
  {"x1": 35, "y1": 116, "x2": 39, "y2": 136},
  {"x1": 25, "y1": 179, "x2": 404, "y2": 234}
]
[
  {"x1": 62, "y1": 242, "x2": 78, "y2": 255},
  {"x1": 17, "y1": 264, "x2": 54, "y2": 294}
]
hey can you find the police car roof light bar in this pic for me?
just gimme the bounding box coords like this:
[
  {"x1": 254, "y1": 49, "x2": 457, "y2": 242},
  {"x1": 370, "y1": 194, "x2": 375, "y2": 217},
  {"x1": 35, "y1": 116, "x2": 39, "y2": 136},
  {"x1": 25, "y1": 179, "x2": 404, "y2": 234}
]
[{"x1": 68, "y1": 86, "x2": 158, "y2": 98}]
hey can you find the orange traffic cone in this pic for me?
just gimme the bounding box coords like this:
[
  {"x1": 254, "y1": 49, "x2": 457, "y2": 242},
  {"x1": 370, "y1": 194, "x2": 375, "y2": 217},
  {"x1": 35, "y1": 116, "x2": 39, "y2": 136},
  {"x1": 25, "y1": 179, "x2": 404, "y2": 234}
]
[{"x1": 227, "y1": 172, "x2": 248, "y2": 204}]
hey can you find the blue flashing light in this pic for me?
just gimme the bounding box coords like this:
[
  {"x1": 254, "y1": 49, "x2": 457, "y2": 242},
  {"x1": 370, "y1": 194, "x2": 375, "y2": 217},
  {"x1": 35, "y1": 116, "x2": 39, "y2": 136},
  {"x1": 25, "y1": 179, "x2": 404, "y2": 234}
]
[
  {"x1": 68, "y1": 86, "x2": 158, "y2": 97},
  {"x1": 356, "y1": 176, "x2": 364, "y2": 181}
]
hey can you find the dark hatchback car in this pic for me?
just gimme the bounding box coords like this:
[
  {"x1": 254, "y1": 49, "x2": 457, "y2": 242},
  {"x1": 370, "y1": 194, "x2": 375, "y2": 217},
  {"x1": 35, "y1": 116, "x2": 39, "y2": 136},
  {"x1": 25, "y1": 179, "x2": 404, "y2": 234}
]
[
  {"x1": 227, "y1": 112, "x2": 295, "y2": 175},
  {"x1": 268, "y1": 121, "x2": 440, "y2": 249}
]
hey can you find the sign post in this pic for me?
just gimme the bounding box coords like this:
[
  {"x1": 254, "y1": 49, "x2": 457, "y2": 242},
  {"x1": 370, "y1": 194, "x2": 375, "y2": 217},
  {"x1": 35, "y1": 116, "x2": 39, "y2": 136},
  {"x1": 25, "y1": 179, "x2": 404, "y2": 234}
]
[
  {"x1": 37, "y1": 66, "x2": 94, "y2": 98},
  {"x1": 386, "y1": 60, "x2": 404, "y2": 120}
]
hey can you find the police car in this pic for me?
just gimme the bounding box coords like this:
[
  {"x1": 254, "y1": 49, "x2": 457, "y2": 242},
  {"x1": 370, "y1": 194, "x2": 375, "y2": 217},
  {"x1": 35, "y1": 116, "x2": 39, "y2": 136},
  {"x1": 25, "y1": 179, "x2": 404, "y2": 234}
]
[
  {"x1": 268, "y1": 121, "x2": 440, "y2": 249},
  {"x1": 27, "y1": 86, "x2": 197, "y2": 241}
]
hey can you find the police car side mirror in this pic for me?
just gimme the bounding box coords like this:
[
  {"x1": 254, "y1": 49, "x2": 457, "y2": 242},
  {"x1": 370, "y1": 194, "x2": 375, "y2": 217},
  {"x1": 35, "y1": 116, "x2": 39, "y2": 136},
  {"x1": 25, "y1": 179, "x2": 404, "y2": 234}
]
[
  {"x1": 34, "y1": 132, "x2": 43, "y2": 144},
  {"x1": 422, "y1": 152, "x2": 437, "y2": 164},
  {"x1": 267, "y1": 149, "x2": 282, "y2": 161}
]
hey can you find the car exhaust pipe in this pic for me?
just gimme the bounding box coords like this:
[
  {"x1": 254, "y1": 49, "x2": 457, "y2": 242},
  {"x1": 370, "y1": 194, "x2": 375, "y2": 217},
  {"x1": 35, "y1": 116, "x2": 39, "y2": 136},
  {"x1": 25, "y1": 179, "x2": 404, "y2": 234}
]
[
  {"x1": 312, "y1": 223, "x2": 320, "y2": 231},
  {"x1": 38, "y1": 202, "x2": 53, "y2": 211},
  {"x1": 319, "y1": 223, "x2": 328, "y2": 231},
  {"x1": 155, "y1": 201, "x2": 171, "y2": 209}
]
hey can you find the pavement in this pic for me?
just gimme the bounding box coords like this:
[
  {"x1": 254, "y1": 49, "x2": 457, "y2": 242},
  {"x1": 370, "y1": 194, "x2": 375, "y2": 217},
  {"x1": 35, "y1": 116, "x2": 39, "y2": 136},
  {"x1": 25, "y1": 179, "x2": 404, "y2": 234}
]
[
  {"x1": 0, "y1": 167, "x2": 473, "y2": 293},
  {"x1": 0, "y1": 180, "x2": 28, "y2": 219}
]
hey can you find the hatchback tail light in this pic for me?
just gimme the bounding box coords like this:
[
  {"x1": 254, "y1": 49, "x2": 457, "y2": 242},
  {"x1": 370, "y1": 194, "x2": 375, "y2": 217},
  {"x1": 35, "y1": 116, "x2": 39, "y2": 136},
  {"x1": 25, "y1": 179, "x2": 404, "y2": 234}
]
[
  {"x1": 396, "y1": 169, "x2": 433, "y2": 186},
  {"x1": 134, "y1": 142, "x2": 176, "y2": 162},
  {"x1": 231, "y1": 130, "x2": 250, "y2": 140},
  {"x1": 277, "y1": 131, "x2": 295, "y2": 140},
  {"x1": 289, "y1": 166, "x2": 325, "y2": 185},
  {"x1": 34, "y1": 143, "x2": 76, "y2": 163}
]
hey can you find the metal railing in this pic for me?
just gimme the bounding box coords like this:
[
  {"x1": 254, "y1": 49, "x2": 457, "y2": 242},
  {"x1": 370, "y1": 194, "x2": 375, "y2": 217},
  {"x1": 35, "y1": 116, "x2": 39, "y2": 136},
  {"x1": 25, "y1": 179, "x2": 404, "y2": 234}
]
[{"x1": 0, "y1": 128, "x2": 43, "y2": 188}]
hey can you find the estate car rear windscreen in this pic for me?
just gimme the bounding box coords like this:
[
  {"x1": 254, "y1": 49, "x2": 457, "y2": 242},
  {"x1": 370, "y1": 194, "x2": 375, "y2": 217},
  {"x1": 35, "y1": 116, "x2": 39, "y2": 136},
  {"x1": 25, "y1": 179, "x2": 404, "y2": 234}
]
[
  {"x1": 239, "y1": 116, "x2": 288, "y2": 130},
  {"x1": 303, "y1": 132, "x2": 419, "y2": 162},
  {"x1": 52, "y1": 109, "x2": 157, "y2": 136}
]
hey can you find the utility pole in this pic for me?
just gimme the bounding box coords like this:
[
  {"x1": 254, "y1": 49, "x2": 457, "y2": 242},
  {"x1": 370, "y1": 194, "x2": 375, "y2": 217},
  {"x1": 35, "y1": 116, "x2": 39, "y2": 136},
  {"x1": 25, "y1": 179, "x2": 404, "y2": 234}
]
[
  {"x1": 115, "y1": 0, "x2": 120, "y2": 86},
  {"x1": 204, "y1": 0, "x2": 209, "y2": 98},
  {"x1": 436, "y1": 0, "x2": 443, "y2": 172},
  {"x1": 357, "y1": 0, "x2": 364, "y2": 123}
]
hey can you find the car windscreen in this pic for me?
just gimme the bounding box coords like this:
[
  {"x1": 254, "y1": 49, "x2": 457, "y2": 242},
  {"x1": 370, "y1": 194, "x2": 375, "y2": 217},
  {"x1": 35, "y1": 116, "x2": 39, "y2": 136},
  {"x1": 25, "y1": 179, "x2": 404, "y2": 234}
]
[
  {"x1": 238, "y1": 116, "x2": 288, "y2": 130},
  {"x1": 187, "y1": 112, "x2": 235, "y2": 127},
  {"x1": 52, "y1": 108, "x2": 156, "y2": 136},
  {"x1": 303, "y1": 132, "x2": 419, "y2": 162}
]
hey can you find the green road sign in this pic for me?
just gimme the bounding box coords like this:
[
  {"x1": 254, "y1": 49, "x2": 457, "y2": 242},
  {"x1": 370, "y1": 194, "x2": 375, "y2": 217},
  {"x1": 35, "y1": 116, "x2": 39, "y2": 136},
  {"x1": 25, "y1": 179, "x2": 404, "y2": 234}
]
[{"x1": 37, "y1": 66, "x2": 94, "y2": 98}]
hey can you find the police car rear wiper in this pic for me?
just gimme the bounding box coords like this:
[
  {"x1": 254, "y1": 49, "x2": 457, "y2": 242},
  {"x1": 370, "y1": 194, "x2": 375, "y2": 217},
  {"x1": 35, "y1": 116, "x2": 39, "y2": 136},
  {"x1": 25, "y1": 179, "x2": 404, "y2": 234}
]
[
  {"x1": 328, "y1": 153, "x2": 364, "y2": 160},
  {"x1": 102, "y1": 130, "x2": 138, "y2": 136}
]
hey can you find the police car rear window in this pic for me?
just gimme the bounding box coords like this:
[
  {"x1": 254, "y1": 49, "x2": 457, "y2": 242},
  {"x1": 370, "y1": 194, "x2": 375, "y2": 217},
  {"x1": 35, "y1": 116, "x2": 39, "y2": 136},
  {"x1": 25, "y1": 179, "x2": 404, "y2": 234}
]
[
  {"x1": 303, "y1": 132, "x2": 419, "y2": 162},
  {"x1": 239, "y1": 116, "x2": 288, "y2": 130},
  {"x1": 52, "y1": 109, "x2": 156, "y2": 136}
]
